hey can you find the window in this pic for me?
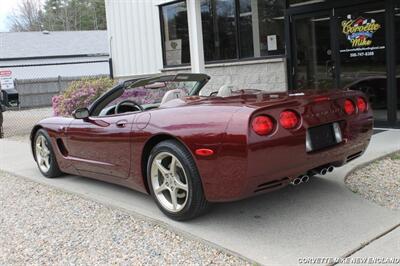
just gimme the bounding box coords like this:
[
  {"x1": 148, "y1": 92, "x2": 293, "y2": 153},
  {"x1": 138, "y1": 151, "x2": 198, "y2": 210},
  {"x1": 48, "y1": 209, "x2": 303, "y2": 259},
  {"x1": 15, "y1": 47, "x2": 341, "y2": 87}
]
[
  {"x1": 160, "y1": 0, "x2": 286, "y2": 66},
  {"x1": 239, "y1": 0, "x2": 254, "y2": 58},
  {"x1": 338, "y1": 8, "x2": 387, "y2": 121},
  {"x1": 254, "y1": 0, "x2": 286, "y2": 56},
  {"x1": 160, "y1": 1, "x2": 191, "y2": 66},
  {"x1": 202, "y1": 0, "x2": 286, "y2": 61},
  {"x1": 201, "y1": 0, "x2": 238, "y2": 61}
]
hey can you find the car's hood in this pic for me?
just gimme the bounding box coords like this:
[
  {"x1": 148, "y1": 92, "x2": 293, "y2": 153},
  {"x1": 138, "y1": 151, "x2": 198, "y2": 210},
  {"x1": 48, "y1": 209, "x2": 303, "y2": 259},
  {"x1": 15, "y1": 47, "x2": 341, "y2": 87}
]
[{"x1": 37, "y1": 116, "x2": 73, "y2": 125}]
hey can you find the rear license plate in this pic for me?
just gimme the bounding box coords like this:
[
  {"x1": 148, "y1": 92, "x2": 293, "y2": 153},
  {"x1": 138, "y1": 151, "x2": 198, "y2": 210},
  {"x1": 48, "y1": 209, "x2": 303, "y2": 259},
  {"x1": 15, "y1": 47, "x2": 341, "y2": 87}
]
[{"x1": 306, "y1": 122, "x2": 342, "y2": 152}]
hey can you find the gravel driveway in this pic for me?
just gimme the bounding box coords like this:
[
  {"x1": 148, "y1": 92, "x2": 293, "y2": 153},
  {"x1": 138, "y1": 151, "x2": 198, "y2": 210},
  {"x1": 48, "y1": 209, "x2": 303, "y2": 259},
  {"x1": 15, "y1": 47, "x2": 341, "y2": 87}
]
[
  {"x1": 0, "y1": 171, "x2": 249, "y2": 265},
  {"x1": 345, "y1": 152, "x2": 400, "y2": 210}
]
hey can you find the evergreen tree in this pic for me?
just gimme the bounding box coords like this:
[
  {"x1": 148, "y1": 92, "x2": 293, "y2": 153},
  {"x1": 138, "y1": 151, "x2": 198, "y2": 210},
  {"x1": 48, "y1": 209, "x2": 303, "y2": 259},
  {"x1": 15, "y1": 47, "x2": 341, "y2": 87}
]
[{"x1": 8, "y1": 0, "x2": 107, "y2": 32}]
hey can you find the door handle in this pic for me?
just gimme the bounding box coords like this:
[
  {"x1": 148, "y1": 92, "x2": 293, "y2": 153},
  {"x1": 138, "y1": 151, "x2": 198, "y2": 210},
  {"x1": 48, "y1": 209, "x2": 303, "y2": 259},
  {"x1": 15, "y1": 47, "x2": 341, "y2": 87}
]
[{"x1": 116, "y1": 120, "x2": 128, "y2": 128}]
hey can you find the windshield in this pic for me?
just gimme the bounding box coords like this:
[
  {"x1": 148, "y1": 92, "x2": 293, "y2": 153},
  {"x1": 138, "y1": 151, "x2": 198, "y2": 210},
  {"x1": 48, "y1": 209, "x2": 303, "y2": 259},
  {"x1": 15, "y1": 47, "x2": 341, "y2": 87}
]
[
  {"x1": 92, "y1": 80, "x2": 200, "y2": 117},
  {"x1": 90, "y1": 74, "x2": 210, "y2": 117},
  {"x1": 115, "y1": 81, "x2": 198, "y2": 105}
]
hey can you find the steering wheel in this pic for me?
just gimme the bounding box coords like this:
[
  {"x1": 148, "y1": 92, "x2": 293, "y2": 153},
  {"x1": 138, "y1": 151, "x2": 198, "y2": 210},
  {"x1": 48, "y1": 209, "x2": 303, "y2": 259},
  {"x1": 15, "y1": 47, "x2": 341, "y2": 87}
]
[{"x1": 115, "y1": 100, "x2": 143, "y2": 114}]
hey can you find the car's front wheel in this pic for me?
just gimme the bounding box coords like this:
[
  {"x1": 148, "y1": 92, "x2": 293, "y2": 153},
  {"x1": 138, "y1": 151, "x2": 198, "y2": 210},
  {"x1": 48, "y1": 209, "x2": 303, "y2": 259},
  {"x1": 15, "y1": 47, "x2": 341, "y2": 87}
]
[
  {"x1": 34, "y1": 129, "x2": 62, "y2": 178},
  {"x1": 147, "y1": 140, "x2": 209, "y2": 221}
]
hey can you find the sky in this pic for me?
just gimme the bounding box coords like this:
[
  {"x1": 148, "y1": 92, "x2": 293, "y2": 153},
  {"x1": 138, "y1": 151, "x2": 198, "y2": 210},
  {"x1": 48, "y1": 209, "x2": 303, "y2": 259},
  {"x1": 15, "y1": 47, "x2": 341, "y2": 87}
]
[{"x1": 0, "y1": 0, "x2": 22, "y2": 32}]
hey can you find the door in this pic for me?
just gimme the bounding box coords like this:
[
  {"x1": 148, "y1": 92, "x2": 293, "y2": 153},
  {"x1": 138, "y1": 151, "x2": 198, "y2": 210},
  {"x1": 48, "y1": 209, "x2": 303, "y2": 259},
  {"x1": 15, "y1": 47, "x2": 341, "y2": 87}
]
[
  {"x1": 291, "y1": 3, "x2": 389, "y2": 123},
  {"x1": 292, "y1": 11, "x2": 338, "y2": 91},
  {"x1": 396, "y1": 2, "x2": 400, "y2": 125},
  {"x1": 66, "y1": 114, "x2": 135, "y2": 179},
  {"x1": 335, "y1": 4, "x2": 388, "y2": 122}
]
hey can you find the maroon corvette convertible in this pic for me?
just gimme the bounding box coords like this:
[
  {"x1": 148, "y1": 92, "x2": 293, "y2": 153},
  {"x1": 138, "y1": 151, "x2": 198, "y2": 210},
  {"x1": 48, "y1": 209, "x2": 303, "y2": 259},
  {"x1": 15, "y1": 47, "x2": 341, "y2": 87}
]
[{"x1": 31, "y1": 73, "x2": 373, "y2": 220}]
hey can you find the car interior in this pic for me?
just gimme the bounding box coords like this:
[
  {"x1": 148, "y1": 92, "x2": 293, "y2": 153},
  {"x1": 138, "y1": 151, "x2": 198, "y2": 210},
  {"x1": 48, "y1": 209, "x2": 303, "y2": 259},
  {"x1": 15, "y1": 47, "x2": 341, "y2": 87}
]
[
  {"x1": 98, "y1": 88, "x2": 188, "y2": 116},
  {"x1": 92, "y1": 74, "x2": 264, "y2": 117}
]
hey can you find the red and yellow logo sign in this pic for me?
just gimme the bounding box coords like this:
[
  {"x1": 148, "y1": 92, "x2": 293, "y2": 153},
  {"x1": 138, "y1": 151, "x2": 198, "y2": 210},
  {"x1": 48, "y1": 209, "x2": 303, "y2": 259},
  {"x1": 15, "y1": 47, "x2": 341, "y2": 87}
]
[{"x1": 342, "y1": 16, "x2": 381, "y2": 47}]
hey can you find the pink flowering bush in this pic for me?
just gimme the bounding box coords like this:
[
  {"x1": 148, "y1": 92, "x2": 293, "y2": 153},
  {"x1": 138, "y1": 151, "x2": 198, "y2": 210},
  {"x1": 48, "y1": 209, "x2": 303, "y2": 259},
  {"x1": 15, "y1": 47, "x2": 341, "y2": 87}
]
[{"x1": 52, "y1": 78, "x2": 115, "y2": 116}]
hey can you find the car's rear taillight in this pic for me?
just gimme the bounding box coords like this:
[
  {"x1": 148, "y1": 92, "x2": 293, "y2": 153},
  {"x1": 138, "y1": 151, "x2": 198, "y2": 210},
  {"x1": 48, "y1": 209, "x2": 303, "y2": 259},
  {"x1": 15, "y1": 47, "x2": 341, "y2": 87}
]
[
  {"x1": 344, "y1": 99, "x2": 356, "y2": 115},
  {"x1": 357, "y1": 97, "x2": 367, "y2": 113},
  {"x1": 251, "y1": 116, "x2": 275, "y2": 136},
  {"x1": 279, "y1": 110, "x2": 300, "y2": 129}
]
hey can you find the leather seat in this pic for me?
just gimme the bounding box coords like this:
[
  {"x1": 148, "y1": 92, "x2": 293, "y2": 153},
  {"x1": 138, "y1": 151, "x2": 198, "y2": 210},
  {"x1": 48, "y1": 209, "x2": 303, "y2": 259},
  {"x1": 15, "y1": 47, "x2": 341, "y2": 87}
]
[
  {"x1": 217, "y1": 84, "x2": 238, "y2": 97},
  {"x1": 159, "y1": 89, "x2": 187, "y2": 107}
]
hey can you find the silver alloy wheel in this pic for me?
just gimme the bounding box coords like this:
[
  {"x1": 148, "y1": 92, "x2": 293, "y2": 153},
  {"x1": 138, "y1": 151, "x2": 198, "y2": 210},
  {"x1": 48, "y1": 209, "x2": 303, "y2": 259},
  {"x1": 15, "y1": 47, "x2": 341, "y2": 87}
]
[
  {"x1": 150, "y1": 152, "x2": 189, "y2": 213},
  {"x1": 35, "y1": 134, "x2": 51, "y2": 173}
]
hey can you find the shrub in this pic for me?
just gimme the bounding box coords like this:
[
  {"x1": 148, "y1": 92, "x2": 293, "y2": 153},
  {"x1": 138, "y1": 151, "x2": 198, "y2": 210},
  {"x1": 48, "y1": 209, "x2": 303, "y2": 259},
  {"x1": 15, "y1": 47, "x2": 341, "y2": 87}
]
[{"x1": 52, "y1": 77, "x2": 115, "y2": 116}]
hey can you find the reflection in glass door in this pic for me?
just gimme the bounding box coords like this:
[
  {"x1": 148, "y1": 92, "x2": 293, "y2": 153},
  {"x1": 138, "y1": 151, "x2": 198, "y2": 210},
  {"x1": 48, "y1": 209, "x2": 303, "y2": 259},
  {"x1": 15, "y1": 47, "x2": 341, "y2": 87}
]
[
  {"x1": 336, "y1": 6, "x2": 387, "y2": 122},
  {"x1": 293, "y1": 13, "x2": 336, "y2": 90},
  {"x1": 291, "y1": 4, "x2": 389, "y2": 123},
  {"x1": 395, "y1": 4, "x2": 400, "y2": 123}
]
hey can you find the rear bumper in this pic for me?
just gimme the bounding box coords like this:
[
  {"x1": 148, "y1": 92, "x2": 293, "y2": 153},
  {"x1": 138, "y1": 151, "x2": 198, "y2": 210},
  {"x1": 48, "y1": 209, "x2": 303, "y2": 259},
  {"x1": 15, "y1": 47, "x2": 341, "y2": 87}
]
[
  {"x1": 245, "y1": 139, "x2": 368, "y2": 197},
  {"x1": 204, "y1": 115, "x2": 373, "y2": 202}
]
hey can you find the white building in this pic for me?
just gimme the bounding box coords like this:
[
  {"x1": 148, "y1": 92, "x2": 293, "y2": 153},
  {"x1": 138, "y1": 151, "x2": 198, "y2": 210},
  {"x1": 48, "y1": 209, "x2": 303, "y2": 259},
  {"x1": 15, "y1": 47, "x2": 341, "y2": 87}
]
[
  {"x1": 105, "y1": 0, "x2": 400, "y2": 127},
  {"x1": 0, "y1": 31, "x2": 110, "y2": 79},
  {"x1": 105, "y1": 0, "x2": 287, "y2": 96}
]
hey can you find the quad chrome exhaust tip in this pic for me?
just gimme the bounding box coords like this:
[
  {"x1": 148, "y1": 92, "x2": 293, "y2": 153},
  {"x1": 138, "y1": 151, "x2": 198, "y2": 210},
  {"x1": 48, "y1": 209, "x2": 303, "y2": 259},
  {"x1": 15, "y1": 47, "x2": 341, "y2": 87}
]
[
  {"x1": 301, "y1": 175, "x2": 310, "y2": 183},
  {"x1": 313, "y1": 166, "x2": 334, "y2": 176},
  {"x1": 319, "y1": 168, "x2": 328, "y2": 175},
  {"x1": 327, "y1": 166, "x2": 335, "y2": 173},
  {"x1": 291, "y1": 165, "x2": 336, "y2": 186},
  {"x1": 291, "y1": 178, "x2": 302, "y2": 186},
  {"x1": 319, "y1": 166, "x2": 335, "y2": 175},
  {"x1": 291, "y1": 175, "x2": 310, "y2": 186}
]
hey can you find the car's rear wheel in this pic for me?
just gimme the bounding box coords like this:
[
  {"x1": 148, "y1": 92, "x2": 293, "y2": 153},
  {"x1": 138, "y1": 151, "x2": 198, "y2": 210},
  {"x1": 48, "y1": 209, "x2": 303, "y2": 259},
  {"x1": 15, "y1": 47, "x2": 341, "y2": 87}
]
[
  {"x1": 147, "y1": 140, "x2": 209, "y2": 221},
  {"x1": 34, "y1": 129, "x2": 62, "y2": 178}
]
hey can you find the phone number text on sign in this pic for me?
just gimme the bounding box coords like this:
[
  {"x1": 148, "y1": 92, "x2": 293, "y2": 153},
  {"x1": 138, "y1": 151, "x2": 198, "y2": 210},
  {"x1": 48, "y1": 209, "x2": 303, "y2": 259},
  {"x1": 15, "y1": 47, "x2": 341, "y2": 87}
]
[{"x1": 349, "y1": 51, "x2": 375, "y2": 58}]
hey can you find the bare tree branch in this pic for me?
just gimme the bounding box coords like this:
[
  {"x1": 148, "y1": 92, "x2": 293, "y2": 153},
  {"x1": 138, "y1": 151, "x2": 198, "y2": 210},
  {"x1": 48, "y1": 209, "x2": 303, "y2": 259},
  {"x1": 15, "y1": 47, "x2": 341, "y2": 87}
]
[{"x1": 7, "y1": 0, "x2": 43, "y2": 32}]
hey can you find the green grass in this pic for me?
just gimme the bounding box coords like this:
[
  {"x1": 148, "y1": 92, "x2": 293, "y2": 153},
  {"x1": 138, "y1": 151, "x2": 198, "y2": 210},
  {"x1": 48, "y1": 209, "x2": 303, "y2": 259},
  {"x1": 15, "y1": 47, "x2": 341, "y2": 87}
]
[
  {"x1": 390, "y1": 153, "x2": 400, "y2": 161},
  {"x1": 350, "y1": 188, "x2": 359, "y2": 194}
]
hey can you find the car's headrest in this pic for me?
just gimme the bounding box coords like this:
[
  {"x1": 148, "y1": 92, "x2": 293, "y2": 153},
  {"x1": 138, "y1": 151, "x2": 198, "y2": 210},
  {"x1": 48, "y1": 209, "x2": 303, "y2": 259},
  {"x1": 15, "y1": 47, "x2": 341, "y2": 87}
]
[
  {"x1": 217, "y1": 84, "x2": 238, "y2": 97},
  {"x1": 160, "y1": 89, "x2": 187, "y2": 106}
]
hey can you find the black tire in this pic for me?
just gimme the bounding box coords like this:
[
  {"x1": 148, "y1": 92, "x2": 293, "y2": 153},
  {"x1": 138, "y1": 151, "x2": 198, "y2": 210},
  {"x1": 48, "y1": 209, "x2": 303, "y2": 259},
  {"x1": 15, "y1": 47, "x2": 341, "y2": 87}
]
[
  {"x1": 34, "y1": 129, "x2": 63, "y2": 178},
  {"x1": 147, "y1": 140, "x2": 209, "y2": 221}
]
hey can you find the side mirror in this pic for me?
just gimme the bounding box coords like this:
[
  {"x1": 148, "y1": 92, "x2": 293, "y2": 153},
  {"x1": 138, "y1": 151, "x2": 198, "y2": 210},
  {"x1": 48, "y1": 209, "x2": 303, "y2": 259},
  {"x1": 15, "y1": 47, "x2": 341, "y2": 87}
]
[{"x1": 72, "y1": 107, "x2": 89, "y2": 120}]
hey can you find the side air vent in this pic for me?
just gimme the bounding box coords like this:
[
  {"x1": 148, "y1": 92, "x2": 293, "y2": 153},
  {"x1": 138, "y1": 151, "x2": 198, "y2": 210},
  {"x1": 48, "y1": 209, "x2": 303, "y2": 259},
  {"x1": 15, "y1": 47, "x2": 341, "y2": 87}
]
[
  {"x1": 346, "y1": 151, "x2": 363, "y2": 162},
  {"x1": 255, "y1": 177, "x2": 289, "y2": 193},
  {"x1": 56, "y1": 138, "x2": 68, "y2": 157}
]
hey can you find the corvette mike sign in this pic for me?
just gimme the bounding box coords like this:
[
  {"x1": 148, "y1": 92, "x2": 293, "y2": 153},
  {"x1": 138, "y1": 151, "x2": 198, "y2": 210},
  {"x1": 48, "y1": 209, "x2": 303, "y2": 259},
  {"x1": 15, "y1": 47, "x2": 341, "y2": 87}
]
[
  {"x1": 340, "y1": 15, "x2": 385, "y2": 58},
  {"x1": 342, "y1": 16, "x2": 381, "y2": 47},
  {"x1": 0, "y1": 69, "x2": 14, "y2": 90}
]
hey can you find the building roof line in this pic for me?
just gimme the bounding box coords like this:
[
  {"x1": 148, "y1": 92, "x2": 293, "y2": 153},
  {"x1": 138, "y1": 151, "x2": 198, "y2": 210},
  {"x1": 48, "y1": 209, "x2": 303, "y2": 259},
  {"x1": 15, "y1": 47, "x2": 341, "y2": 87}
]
[
  {"x1": 0, "y1": 53, "x2": 110, "y2": 61},
  {"x1": 0, "y1": 59, "x2": 109, "y2": 69}
]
